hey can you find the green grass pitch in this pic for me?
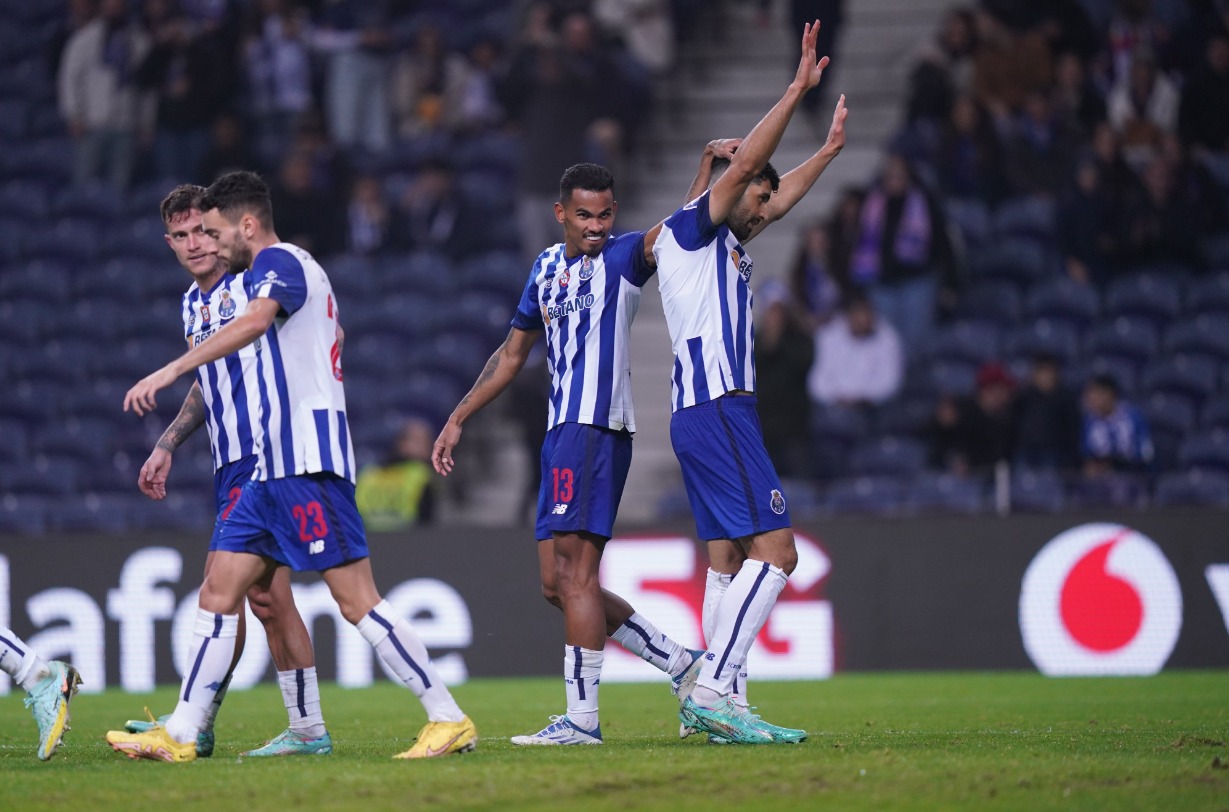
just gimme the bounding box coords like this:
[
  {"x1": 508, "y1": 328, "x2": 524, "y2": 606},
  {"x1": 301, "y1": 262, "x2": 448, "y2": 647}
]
[{"x1": 3, "y1": 672, "x2": 1227, "y2": 811}]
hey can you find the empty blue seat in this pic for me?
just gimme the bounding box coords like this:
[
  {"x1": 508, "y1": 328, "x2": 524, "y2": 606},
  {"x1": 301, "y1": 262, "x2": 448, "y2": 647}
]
[
  {"x1": 954, "y1": 280, "x2": 1022, "y2": 324},
  {"x1": 994, "y1": 195, "x2": 1056, "y2": 239},
  {"x1": 1154, "y1": 469, "x2": 1229, "y2": 507},
  {"x1": 0, "y1": 379, "x2": 64, "y2": 424},
  {"x1": 138, "y1": 492, "x2": 216, "y2": 532},
  {"x1": 945, "y1": 198, "x2": 992, "y2": 246},
  {"x1": 1004, "y1": 319, "x2": 1081, "y2": 365},
  {"x1": 0, "y1": 180, "x2": 50, "y2": 221},
  {"x1": 875, "y1": 396, "x2": 934, "y2": 436},
  {"x1": 1184, "y1": 272, "x2": 1229, "y2": 318},
  {"x1": 1084, "y1": 355, "x2": 1139, "y2": 397},
  {"x1": 3, "y1": 137, "x2": 72, "y2": 183},
  {"x1": 52, "y1": 182, "x2": 126, "y2": 222},
  {"x1": 1140, "y1": 391, "x2": 1196, "y2": 437},
  {"x1": 0, "y1": 454, "x2": 79, "y2": 496},
  {"x1": 848, "y1": 436, "x2": 927, "y2": 477},
  {"x1": 968, "y1": 238, "x2": 1050, "y2": 286},
  {"x1": 1163, "y1": 314, "x2": 1229, "y2": 360},
  {"x1": 908, "y1": 472, "x2": 986, "y2": 514},
  {"x1": 452, "y1": 131, "x2": 520, "y2": 174},
  {"x1": 1083, "y1": 316, "x2": 1158, "y2": 364},
  {"x1": 810, "y1": 402, "x2": 871, "y2": 445},
  {"x1": 49, "y1": 493, "x2": 141, "y2": 533},
  {"x1": 1010, "y1": 469, "x2": 1065, "y2": 512},
  {"x1": 1140, "y1": 354, "x2": 1220, "y2": 404},
  {"x1": 10, "y1": 338, "x2": 94, "y2": 385},
  {"x1": 23, "y1": 218, "x2": 101, "y2": 264},
  {"x1": 824, "y1": 475, "x2": 906, "y2": 516},
  {"x1": 101, "y1": 216, "x2": 176, "y2": 264},
  {"x1": 0, "y1": 494, "x2": 48, "y2": 534},
  {"x1": 928, "y1": 320, "x2": 1001, "y2": 365},
  {"x1": 1025, "y1": 276, "x2": 1099, "y2": 327},
  {"x1": 931, "y1": 360, "x2": 978, "y2": 396},
  {"x1": 1178, "y1": 430, "x2": 1229, "y2": 473},
  {"x1": 0, "y1": 259, "x2": 71, "y2": 300},
  {"x1": 324, "y1": 252, "x2": 379, "y2": 299},
  {"x1": 377, "y1": 372, "x2": 463, "y2": 425},
  {"x1": 379, "y1": 250, "x2": 457, "y2": 297},
  {"x1": 0, "y1": 217, "x2": 25, "y2": 260},
  {"x1": 32, "y1": 417, "x2": 118, "y2": 463},
  {"x1": 1104, "y1": 273, "x2": 1183, "y2": 325},
  {"x1": 1069, "y1": 473, "x2": 1148, "y2": 508},
  {"x1": 1201, "y1": 394, "x2": 1229, "y2": 430}
]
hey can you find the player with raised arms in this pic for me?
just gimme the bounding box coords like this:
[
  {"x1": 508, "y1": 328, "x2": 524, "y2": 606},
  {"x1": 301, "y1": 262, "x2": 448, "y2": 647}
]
[
  {"x1": 432, "y1": 163, "x2": 703, "y2": 745},
  {"x1": 645, "y1": 20, "x2": 847, "y2": 743},
  {"x1": 1, "y1": 626, "x2": 81, "y2": 760},
  {"x1": 118, "y1": 184, "x2": 333, "y2": 757},
  {"x1": 107, "y1": 171, "x2": 475, "y2": 762}
]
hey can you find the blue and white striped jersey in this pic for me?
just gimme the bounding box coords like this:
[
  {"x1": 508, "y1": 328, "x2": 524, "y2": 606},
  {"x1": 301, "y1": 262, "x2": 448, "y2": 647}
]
[
  {"x1": 653, "y1": 190, "x2": 757, "y2": 411},
  {"x1": 511, "y1": 232, "x2": 653, "y2": 433},
  {"x1": 245, "y1": 242, "x2": 355, "y2": 483},
  {"x1": 183, "y1": 273, "x2": 260, "y2": 470}
]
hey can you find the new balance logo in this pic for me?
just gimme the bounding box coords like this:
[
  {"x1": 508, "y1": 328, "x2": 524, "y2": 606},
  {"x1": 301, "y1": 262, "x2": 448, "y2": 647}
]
[
  {"x1": 552, "y1": 503, "x2": 568, "y2": 515},
  {"x1": 705, "y1": 652, "x2": 716, "y2": 661},
  {"x1": 308, "y1": 540, "x2": 325, "y2": 554}
]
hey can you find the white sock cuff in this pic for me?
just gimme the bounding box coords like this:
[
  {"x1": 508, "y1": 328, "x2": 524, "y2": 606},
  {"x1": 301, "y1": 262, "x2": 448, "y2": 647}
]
[
  {"x1": 743, "y1": 558, "x2": 788, "y2": 587},
  {"x1": 564, "y1": 645, "x2": 603, "y2": 677},
  {"x1": 193, "y1": 609, "x2": 239, "y2": 639},
  {"x1": 707, "y1": 568, "x2": 734, "y2": 588},
  {"x1": 356, "y1": 600, "x2": 395, "y2": 645}
]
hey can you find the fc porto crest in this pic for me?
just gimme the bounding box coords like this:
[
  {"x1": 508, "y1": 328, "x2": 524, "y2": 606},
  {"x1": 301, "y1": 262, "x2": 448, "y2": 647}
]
[
  {"x1": 769, "y1": 489, "x2": 786, "y2": 515},
  {"x1": 578, "y1": 255, "x2": 595, "y2": 281},
  {"x1": 218, "y1": 290, "x2": 236, "y2": 319}
]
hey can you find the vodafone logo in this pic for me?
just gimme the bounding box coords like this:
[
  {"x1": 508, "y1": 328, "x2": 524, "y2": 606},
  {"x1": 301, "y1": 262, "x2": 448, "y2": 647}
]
[{"x1": 1020, "y1": 523, "x2": 1182, "y2": 675}]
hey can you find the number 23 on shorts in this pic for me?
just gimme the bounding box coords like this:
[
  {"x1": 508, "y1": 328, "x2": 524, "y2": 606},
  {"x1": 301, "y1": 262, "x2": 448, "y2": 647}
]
[{"x1": 292, "y1": 501, "x2": 329, "y2": 541}]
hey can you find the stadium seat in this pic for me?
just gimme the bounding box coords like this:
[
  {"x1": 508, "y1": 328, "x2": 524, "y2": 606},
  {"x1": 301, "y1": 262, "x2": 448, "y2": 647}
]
[
  {"x1": 9, "y1": 338, "x2": 94, "y2": 385},
  {"x1": 823, "y1": 475, "x2": 906, "y2": 516},
  {"x1": 452, "y1": 130, "x2": 521, "y2": 175},
  {"x1": 0, "y1": 259, "x2": 71, "y2": 301},
  {"x1": 1009, "y1": 469, "x2": 1065, "y2": 512},
  {"x1": 0, "y1": 380, "x2": 64, "y2": 424},
  {"x1": 23, "y1": 218, "x2": 101, "y2": 264},
  {"x1": 967, "y1": 238, "x2": 1051, "y2": 287},
  {"x1": 1140, "y1": 354, "x2": 1220, "y2": 404},
  {"x1": 993, "y1": 195, "x2": 1056, "y2": 239},
  {"x1": 848, "y1": 436, "x2": 928, "y2": 477},
  {"x1": 101, "y1": 216, "x2": 177, "y2": 264},
  {"x1": 1103, "y1": 273, "x2": 1183, "y2": 326},
  {"x1": 908, "y1": 472, "x2": 986, "y2": 514},
  {"x1": 0, "y1": 494, "x2": 49, "y2": 534},
  {"x1": 1183, "y1": 272, "x2": 1229, "y2": 318},
  {"x1": 0, "y1": 454, "x2": 80, "y2": 496},
  {"x1": 1069, "y1": 473, "x2": 1148, "y2": 508},
  {"x1": 1140, "y1": 390, "x2": 1197, "y2": 438},
  {"x1": 0, "y1": 179, "x2": 50, "y2": 221},
  {"x1": 380, "y1": 250, "x2": 457, "y2": 298},
  {"x1": 454, "y1": 291, "x2": 514, "y2": 344},
  {"x1": 1082, "y1": 316, "x2": 1159, "y2": 365},
  {"x1": 945, "y1": 198, "x2": 992, "y2": 247},
  {"x1": 0, "y1": 99, "x2": 27, "y2": 141},
  {"x1": 31, "y1": 417, "x2": 119, "y2": 464},
  {"x1": 1201, "y1": 394, "x2": 1229, "y2": 430},
  {"x1": 1154, "y1": 469, "x2": 1229, "y2": 507},
  {"x1": 1162, "y1": 314, "x2": 1229, "y2": 361},
  {"x1": 808, "y1": 403, "x2": 871, "y2": 478},
  {"x1": 1177, "y1": 430, "x2": 1229, "y2": 473},
  {"x1": 953, "y1": 280, "x2": 1022, "y2": 324},
  {"x1": 52, "y1": 182, "x2": 126, "y2": 222},
  {"x1": 927, "y1": 320, "x2": 1002, "y2": 366},
  {"x1": 1024, "y1": 276, "x2": 1099, "y2": 328},
  {"x1": 931, "y1": 359, "x2": 978, "y2": 396},
  {"x1": 458, "y1": 169, "x2": 516, "y2": 212},
  {"x1": 324, "y1": 252, "x2": 379, "y2": 300},
  {"x1": 458, "y1": 250, "x2": 526, "y2": 298},
  {"x1": 2, "y1": 137, "x2": 72, "y2": 184},
  {"x1": 376, "y1": 371, "x2": 464, "y2": 426},
  {"x1": 1083, "y1": 355, "x2": 1139, "y2": 397},
  {"x1": 48, "y1": 493, "x2": 141, "y2": 533},
  {"x1": 361, "y1": 293, "x2": 440, "y2": 340},
  {"x1": 0, "y1": 417, "x2": 29, "y2": 463},
  {"x1": 1202, "y1": 234, "x2": 1229, "y2": 268},
  {"x1": 0, "y1": 217, "x2": 24, "y2": 260},
  {"x1": 1004, "y1": 319, "x2": 1081, "y2": 365},
  {"x1": 875, "y1": 396, "x2": 934, "y2": 436}
]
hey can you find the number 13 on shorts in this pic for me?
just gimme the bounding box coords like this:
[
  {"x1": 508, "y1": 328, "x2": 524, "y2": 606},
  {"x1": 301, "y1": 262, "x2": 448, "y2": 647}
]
[{"x1": 552, "y1": 467, "x2": 574, "y2": 503}]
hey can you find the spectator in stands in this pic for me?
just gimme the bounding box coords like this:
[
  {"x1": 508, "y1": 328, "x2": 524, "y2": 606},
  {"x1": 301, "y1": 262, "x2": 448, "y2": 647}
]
[
  {"x1": 137, "y1": 0, "x2": 238, "y2": 182},
  {"x1": 313, "y1": 0, "x2": 392, "y2": 154},
  {"x1": 1107, "y1": 46, "x2": 1179, "y2": 169},
  {"x1": 344, "y1": 174, "x2": 391, "y2": 255},
  {"x1": 47, "y1": 0, "x2": 99, "y2": 83},
  {"x1": 906, "y1": 6, "x2": 977, "y2": 124},
  {"x1": 1081, "y1": 373, "x2": 1154, "y2": 475},
  {"x1": 197, "y1": 112, "x2": 253, "y2": 181},
  {"x1": 755, "y1": 282, "x2": 815, "y2": 479},
  {"x1": 1116, "y1": 154, "x2": 1203, "y2": 270},
  {"x1": 1014, "y1": 352, "x2": 1082, "y2": 471},
  {"x1": 970, "y1": 5, "x2": 1053, "y2": 116},
  {"x1": 1179, "y1": 33, "x2": 1229, "y2": 179},
  {"x1": 389, "y1": 23, "x2": 470, "y2": 138},
  {"x1": 392, "y1": 159, "x2": 479, "y2": 260},
  {"x1": 1103, "y1": 0, "x2": 1169, "y2": 86},
  {"x1": 58, "y1": 0, "x2": 155, "y2": 189},
  {"x1": 1003, "y1": 90, "x2": 1080, "y2": 198},
  {"x1": 243, "y1": 0, "x2": 313, "y2": 166},
  {"x1": 934, "y1": 93, "x2": 1004, "y2": 202},
  {"x1": 808, "y1": 291, "x2": 903, "y2": 410},
  {"x1": 1050, "y1": 51, "x2": 1106, "y2": 139},
  {"x1": 1059, "y1": 158, "x2": 1118, "y2": 286},
  {"x1": 454, "y1": 36, "x2": 508, "y2": 134},
  {"x1": 355, "y1": 417, "x2": 437, "y2": 531},
  {"x1": 270, "y1": 149, "x2": 342, "y2": 256},
  {"x1": 789, "y1": 220, "x2": 844, "y2": 331},
  {"x1": 593, "y1": 0, "x2": 677, "y2": 82},
  {"x1": 849, "y1": 153, "x2": 954, "y2": 350},
  {"x1": 928, "y1": 362, "x2": 1017, "y2": 476},
  {"x1": 824, "y1": 186, "x2": 864, "y2": 287}
]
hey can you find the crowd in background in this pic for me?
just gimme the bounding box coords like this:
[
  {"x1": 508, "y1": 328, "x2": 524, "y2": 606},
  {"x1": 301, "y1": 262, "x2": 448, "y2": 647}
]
[{"x1": 758, "y1": 0, "x2": 1229, "y2": 508}]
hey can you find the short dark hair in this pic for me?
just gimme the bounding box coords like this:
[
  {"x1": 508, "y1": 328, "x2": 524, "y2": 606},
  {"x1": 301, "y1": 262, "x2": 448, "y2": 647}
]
[
  {"x1": 200, "y1": 170, "x2": 273, "y2": 229},
  {"x1": 159, "y1": 184, "x2": 206, "y2": 225},
  {"x1": 559, "y1": 163, "x2": 614, "y2": 203},
  {"x1": 1088, "y1": 373, "x2": 1120, "y2": 395},
  {"x1": 841, "y1": 289, "x2": 872, "y2": 312},
  {"x1": 709, "y1": 157, "x2": 781, "y2": 193}
]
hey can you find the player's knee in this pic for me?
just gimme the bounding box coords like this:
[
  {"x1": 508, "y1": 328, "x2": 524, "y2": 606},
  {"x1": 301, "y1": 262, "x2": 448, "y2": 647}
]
[{"x1": 777, "y1": 546, "x2": 798, "y2": 575}]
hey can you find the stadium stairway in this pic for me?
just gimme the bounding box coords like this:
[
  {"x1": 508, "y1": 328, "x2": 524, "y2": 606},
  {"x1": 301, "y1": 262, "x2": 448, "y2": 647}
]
[{"x1": 449, "y1": 0, "x2": 948, "y2": 526}]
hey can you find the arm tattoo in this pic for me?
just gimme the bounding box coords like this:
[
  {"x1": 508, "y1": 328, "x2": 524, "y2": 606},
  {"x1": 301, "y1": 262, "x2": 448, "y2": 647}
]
[
  {"x1": 156, "y1": 383, "x2": 206, "y2": 453},
  {"x1": 458, "y1": 349, "x2": 502, "y2": 409}
]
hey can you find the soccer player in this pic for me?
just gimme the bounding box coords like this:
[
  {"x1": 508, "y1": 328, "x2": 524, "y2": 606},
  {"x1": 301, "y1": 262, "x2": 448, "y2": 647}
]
[
  {"x1": 649, "y1": 20, "x2": 846, "y2": 744},
  {"x1": 107, "y1": 170, "x2": 476, "y2": 762},
  {"x1": 432, "y1": 163, "x2": 702, "y2": 745},
  {"x1": 1, "y1": 626, "x2": 81, "y2": 760},
  {"x1": 120, "y1": 184, "x2": 333, "y2": 758}
]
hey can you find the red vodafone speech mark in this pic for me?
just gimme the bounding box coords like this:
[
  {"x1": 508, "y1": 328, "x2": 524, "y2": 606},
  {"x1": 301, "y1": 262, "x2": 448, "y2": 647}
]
[{"x1": 1059, "y1": 537, "x2": 1144, "y2": 652}]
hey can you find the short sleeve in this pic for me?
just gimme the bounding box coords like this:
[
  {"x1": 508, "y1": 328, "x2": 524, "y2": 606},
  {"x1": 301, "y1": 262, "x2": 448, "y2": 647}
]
[
  {"x1": 606, "y1": 231, "x2": 654, "y2": 288},
  {"x1": 510, "y1": 265, "x2": 544, "y2": 332},
  {"x1": 249, "y1": 247, "x2": 308, "y2": 316},
  {"x1": 662, "y1": 189, "x2": 719, "y2": 251}
]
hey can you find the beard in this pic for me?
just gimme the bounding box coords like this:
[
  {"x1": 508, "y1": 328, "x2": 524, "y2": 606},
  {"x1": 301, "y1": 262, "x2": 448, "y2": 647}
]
[{"x1": 225, "y1": 242, "x2": 252, "y2": 273}]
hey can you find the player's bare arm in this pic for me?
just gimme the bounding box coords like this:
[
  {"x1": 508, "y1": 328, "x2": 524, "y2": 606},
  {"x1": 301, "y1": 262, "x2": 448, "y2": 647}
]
[
  {"x1": 433, "y1": 326, "x2": 540, "y2": 476},
  {"x1": 138, "y1": 382, "x2": 206, "y2": 500},
  {"x1": 124, "y1": 298, "x2": 281, "y2": 416},
  {"x1": 707, "y1": 20, "x2": 829, "y2": 226},
  {"x1": 744, "y1": 94, "x2": 847, "y2": 243}
]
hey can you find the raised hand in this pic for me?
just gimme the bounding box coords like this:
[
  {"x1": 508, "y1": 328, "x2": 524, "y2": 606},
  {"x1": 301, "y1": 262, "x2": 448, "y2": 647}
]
[
  {"x1": 705, "y1": 138, "x2": 743, "y2": 161},
  {"x1": 825, "y1": 94, "x2": 847, "y2": 152},
  {"x1": 792, "y1": 20, "x2": 830, "y2": 92}
]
